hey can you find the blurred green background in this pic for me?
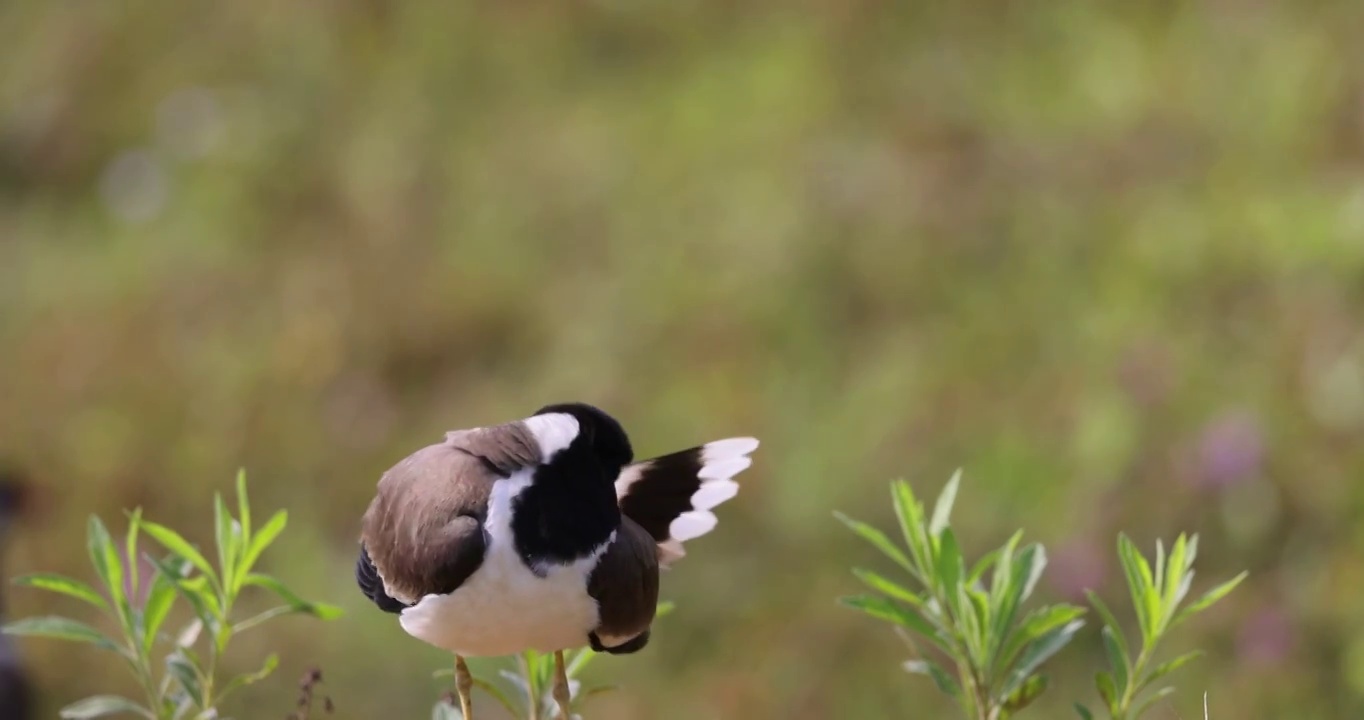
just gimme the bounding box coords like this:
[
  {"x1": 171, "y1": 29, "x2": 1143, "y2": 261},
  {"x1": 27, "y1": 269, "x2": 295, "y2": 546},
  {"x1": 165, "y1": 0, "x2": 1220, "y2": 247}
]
[{"x1": 3, "y1": 1, "x2": 1363, "y2": 718}]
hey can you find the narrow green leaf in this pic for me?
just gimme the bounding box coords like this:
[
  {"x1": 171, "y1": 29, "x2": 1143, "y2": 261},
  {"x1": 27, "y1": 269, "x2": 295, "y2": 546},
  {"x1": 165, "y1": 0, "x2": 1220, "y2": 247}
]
[
  {"x1": 1096, "y1": 671, "x2": 1119, "y2": 716},
  {"x1": 166, "y1": 650, "x2": 204, "y2": 708},
  {"x1": 1001, "y1": 673, "x2": 1048, "y2": 713},
  {"x1": 59, "y1": 695, "x2": 154, "y2": 719},
  {"x1": 998, "y1": 604, "x2": 1086, "y2": 672},
  {"x1": 1154, "y1": 538, "x2": 1166, "y2": 596},
  {"x1": 929, "y1": 469, "x2": 961, "y2": 537},
  {"x1": 213, "y1": 493, "x2": 236, "y2": 598},
  {"x1": 1019, "y1": 542, "x2": 1047, "y2": 602},
  {"x1": 140, "y1": 521, "x2": 220, "y2": 594},
  {"x1": 87, "y1": 516, "x2": 129, "y2": 630},
  {"x1": 1000, "y1": 619, "x2": 1085, "y2": 699},
  {"x1": 1073, "y1": 703, "x2": 1094, "y2": 720},
  {"x1": 235, "y1": 469, "x2": 251, "y2": 547},
  {"x1": 890, "y1": 481, "x2": 936, "y2": 581},
  {"x1": 141, "y1": 570, "x2": 179, "y2": 657},
  {"x1": 1101, "y1": 626, "x2": 1130, "y2": 696},
  {"x1": 989, "y1": 531, "x2": 1023, "y2": 611},
  {"x1": 1174, "y1": 572, "x2": 1248, "y2": 627},
  {"x1": 956, "y1": 584, "x2": 989, "y2": 668},
  {"x1": 852, "y1": 568, "x2": 925, "y2": 607},
  {"x1": 1117, "y1": 534, "x2": 1154, "y2": 643},
  {"x1": 241, "y1": 573, "x2": 344, "y2": 619},
  {"x1": 833, "y1": 511, "x2": 915, "y2": 577},
  {"x1": 967, "y1": 547, "x2": 1002, "y2": 588},
  {"x1": 12, "y1": 573, "x2": 110, "y2": 611},
  {"x1": 838, "y1": 595, "x2": 949, "y2": 653},
  {"x1": 1162, "y1": 535, "x2": 1191, "y2": 623},
  {"x1": 903, "y1": 658, "x2": 961, "y2": 698},
  {"x1": 1084, "y1": 591, "x2": 1128, "y2": 660},
  {"x1": 147, "y1": 555, "x2": 222, "y2": 640},
  {"x1": 125, "y1": 508, "x2": 143, "y2": 605},
  {"x1": 1141, "y1": 650, "x2": 1203, "y2": 689},
  {"x1": 936, "y1": 529, "x2": 963, "y2": 603},
  {"x1": 1132, "y1": 686, "x2": 1177, "y2": 719},
  {"x1": 238, "y1": 510, "x2": 287, "y2": 582},
  {"x1": 2, "y1": 616, "x2": 127, "y2": 656}
]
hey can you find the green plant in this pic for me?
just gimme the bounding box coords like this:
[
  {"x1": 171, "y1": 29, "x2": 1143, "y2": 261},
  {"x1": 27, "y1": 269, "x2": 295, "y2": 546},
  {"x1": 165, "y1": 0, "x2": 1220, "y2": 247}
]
[
  {"x1": 2, "y1": 470, "x2": 342, "y2": 719},
  {"x1": 1075, "y1": 534, "x2": 1247, "y2": 720},
  {"x1": 431, "y1": 601, "x2": 676, "y2": 720},
  {"x1": 836, "y1": 471, "x2": 1087, "y2": 720}
]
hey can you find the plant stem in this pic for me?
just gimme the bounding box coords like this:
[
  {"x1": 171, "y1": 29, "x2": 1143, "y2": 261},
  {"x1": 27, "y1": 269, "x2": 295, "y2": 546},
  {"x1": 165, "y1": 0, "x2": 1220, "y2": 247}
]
[{"x1": 1116, "y1": 643, "x2": 1158, "y2": 720}]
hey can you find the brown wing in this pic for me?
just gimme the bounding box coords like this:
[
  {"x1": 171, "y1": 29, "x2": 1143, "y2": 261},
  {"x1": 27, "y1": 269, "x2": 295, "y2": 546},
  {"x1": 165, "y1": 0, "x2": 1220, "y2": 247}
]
[
  {"x1": 586, "y1": 516, "x2": 659, "y2": 654},
  {"x1": 358, "y1": 423, "x2": 542, "y2": 607}
]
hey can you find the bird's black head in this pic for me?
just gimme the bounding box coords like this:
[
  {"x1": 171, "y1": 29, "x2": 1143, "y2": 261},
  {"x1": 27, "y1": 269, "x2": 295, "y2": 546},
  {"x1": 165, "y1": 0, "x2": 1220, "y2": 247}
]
[{"x1": 532, "y1": 402, "x2": 634, "y2": 477}]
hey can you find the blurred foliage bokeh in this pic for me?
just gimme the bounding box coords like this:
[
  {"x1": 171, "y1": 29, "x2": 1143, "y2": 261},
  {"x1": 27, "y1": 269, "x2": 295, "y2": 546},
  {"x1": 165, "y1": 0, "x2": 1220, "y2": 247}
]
[{"x1": 3, "y1": 1, "x2": 1363, "y2": 718}]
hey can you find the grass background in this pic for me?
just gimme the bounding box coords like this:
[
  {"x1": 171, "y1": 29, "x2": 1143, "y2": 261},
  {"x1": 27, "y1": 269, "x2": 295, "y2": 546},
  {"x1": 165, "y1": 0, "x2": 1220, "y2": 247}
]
[{"x1": 3, "y1": 1, "x2": 1363, "y2": 718}]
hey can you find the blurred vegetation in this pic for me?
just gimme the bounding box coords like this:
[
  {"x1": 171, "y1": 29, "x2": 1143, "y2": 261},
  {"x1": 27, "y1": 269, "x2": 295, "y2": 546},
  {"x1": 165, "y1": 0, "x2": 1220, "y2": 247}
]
[{"x1": 2, "y1": 1, "x2": 1363, "y2": 718}]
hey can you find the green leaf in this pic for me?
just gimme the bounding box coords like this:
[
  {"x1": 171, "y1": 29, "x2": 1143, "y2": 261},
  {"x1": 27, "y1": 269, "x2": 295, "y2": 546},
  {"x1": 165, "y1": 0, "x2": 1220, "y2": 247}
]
[
  {"x1": 1096, "y1": 671, "x2": 1119, "y2": 716},
  {"x1": 838, "y1": 595, "x2": 949, "y2": 653},
  {"x1": 12, "y1": 573, "x2": 110, "y2": 611},
  {"x1": 1000, "y1": 619, "x2": 1085, "y2": 699},
  {"x1": 833, "y1": 511, "x2": 916, "y2": 577},
  {"x1": 235, "y1": 469, "x2": 252, "y2": 546},
  {"x1": 87, "y1": 516, "x2": 129, "y2": 631},
  {"x1": 2, "y1": 616, "x2": 127, "y2": 656},
  {"x1": 165, "y1": 650, "x2": 204, "y2": 708},
  {"x1": 238, "y1": 510, "x2": 287, "y2": 583},
  {"x1": 967, "y1": 547, "x2": 1002, "y2": 588},
  {"x1": 1174, "y1": 572, "x2": 1248, "y2": 627},
  {"x1": 141, "y1": 569, "x2": 179, "y2": 657},
  {"x1": 241, "y1": 573, "x2": 344, "y2": 620},
  {"x1": 1101, "y1": 626, "x2": 1130, "y2": 696},
  {"x1": 1117, "y1": 534, "x2": 1157, "y2": 644},
  {"x1": 218, "y1": 653, "x2": 279, "y2": 701},
  {"x1": 1084, "y1": 591, "x2": 1128, "y2": 658},
  {"x1": 1154, "y1": 538, "x2": 1166, "y2": 597},
  {"x1": 890, "y1": 480, "x2": 935, "y2": 581},
  {"x1": 1001, "y1": 673, "x2": 1048, "y2": 714},
  {"x1": 146, "y1": 555, "x2": 222, "y2": 641},
  {"x1": 1141, "y1": 650, "x2": 1204, "y2": 689},
  {"x1": 998, "y1": 604, "x2": 1087, "y2": 675},
  {"x1": 214, "y1": 493, "x2": 237, "y2": 598},
  {"x1": 59, "y1": 695, "x2": 154, "y2": 719},
  {"x1": 124, "y1": 508, "x2": 142, "y2": 605},
  {"x1": 935, "y1": 529, "x2": 964, "y2": 603},
  {"x1": 140, "y1": 521, "x2": 220, "y2": 595},
  {"x1": 929, "y1": 468, "x2": 961, "y2": 537},
  {"x1": 1073, "y1": 703, "x2": 1094, "y2": 720},
  {"x1": 903, "y1": 659, "x2": 961, "y2": 698},
  {"x1": 1019, "y1": 542, "x2": 1047, "y2": 603},
  {"x1": 988, "y1": 530, "x2": 1023, "y2": 610},
  {"x1": 852, "y1": 568, "x2": 925, "y2": 607},
  {"x1": 1132, "y1": 686, "x2": 1177, "y2": 719}
]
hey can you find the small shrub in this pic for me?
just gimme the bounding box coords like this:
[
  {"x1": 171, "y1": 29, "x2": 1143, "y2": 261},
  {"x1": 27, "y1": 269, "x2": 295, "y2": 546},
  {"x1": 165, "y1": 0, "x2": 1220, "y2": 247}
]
[
  {"x1": 2, "y1": 470, "x2": 342, "y2": 719},
  {"x1": 837, "y1": 470, "x2": 1246, "y2": 720}
]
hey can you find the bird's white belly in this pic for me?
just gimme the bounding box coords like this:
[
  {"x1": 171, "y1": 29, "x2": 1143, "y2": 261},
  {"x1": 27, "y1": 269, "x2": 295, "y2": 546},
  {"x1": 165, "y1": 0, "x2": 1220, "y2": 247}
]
[
  {"x1": 397, "y1": 468, "x2": 606, "y2": 657},
  {"x1": 399, "y1": 547, "x2": 599, "y2": 656}
]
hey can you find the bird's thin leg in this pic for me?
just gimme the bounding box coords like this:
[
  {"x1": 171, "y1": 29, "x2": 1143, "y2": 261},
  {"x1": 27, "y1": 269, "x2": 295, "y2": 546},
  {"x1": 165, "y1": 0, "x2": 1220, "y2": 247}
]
[
  {"x1": 552, "y1": 650, "x2": 571, "y2": 720},
  {"x1": 454, "y1": 654, "x2": 474, "y2": 719}
]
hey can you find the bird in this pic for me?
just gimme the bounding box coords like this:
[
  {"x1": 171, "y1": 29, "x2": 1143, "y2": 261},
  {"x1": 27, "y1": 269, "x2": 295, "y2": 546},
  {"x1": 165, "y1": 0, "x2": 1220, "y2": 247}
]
[
  {"x1": 0, "y1": 466, "x2": 33, "y2": 720},
  {"x1": 354, "y1": 402, "x2": 758, "y2": 719}
]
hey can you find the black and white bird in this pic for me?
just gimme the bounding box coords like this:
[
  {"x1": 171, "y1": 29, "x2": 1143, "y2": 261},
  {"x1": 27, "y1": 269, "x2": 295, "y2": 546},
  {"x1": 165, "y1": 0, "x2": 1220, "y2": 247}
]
[{"x1": 355, "y1": 402, "x2": 757, "y2": 719}]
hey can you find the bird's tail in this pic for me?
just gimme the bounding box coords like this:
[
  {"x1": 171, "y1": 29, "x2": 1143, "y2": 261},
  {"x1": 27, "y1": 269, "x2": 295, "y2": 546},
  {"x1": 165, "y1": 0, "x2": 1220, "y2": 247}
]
[{"x1": 613, "y1": 437, "x2": 759, "y2": 566}]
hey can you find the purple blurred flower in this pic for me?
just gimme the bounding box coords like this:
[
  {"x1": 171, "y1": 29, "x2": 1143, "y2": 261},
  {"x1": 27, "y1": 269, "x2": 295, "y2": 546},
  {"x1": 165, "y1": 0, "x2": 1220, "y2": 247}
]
[
  {"x1": 1048, "y1": 539, "x2": 1108, "y2": 602},
  {"x1": 1236, "y1": 606, "x2": 1295, "y2": 669},
  {"x1": 1195, "y1": 410, "x2": 1264, "y2": 490}
]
